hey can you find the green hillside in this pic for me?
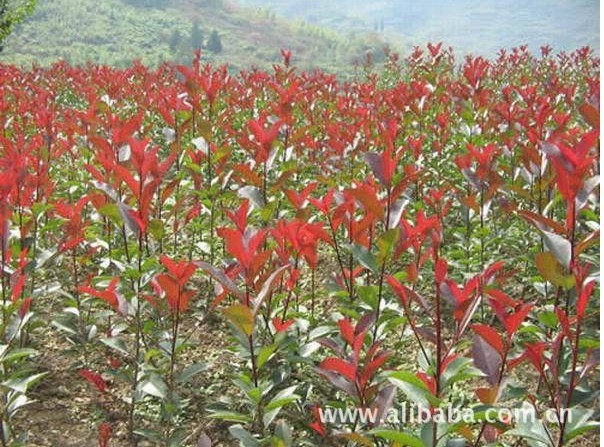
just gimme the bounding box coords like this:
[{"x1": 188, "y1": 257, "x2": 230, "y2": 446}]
[
  {"x1": 239, "y1": 0, "x2": 600, "y2": 56},
  {"x1": 0, "y1": 0, "x2": 388, "y2": 73}
]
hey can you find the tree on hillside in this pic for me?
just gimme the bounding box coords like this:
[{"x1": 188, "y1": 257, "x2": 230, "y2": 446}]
[
  {"x1": 206, "y1": 29, "x2": 222, "y2": 53},
  {"x1": 205, "y1": 0, "x2": 223, "y2": 8},
  {"x1": 191, "y1": 21, "x2": 203, "y2": 50},
  {"x1": 169, "y1": 29, "x2": 181, "y2": 52},
  {"x1": 0, "y1": 0, "x2": 36, "y2": 52},
  {"x1": 124, "y1": 0, "x2": 163, "y2": 7}
]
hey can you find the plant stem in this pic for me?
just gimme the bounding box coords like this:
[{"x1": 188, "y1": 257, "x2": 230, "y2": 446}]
[
  {"x1": 372, "y1": 187, "x2": 392, "y2": 340},
  {"x1": 128, "y1": 230, "x2": 145, "y2": 447},
  {"x1": 433, "y1": 249, "x2": 443, "y2": 447}
]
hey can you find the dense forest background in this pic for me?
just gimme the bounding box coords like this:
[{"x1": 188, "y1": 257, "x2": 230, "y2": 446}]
[
  {"x1": 0, "y1": 0, "x2": 599, "y2": 73},
  {"x1": 240, "y1": 0, "x2": 599, "y2": 56}
]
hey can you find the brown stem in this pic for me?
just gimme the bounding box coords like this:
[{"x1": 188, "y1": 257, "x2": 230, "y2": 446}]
[{"x1": 372, "y1": 187, "x2": 392, "y2": 340}]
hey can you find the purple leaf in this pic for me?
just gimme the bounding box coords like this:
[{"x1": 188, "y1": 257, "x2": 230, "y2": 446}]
[
  {"x1": 253, "y1": 264, "x2": 290, "y2": 315},
  {"x1": 317, "y1": 338, "x2": 344, "y2": 356},
  {"x1": 373, "y1": 385, "x2": 396, "y2": 426},
  {"x1": 194, "y1": 260, "x2": 246, "y2": 301},
  {"x1": 355, "y1": 312, "x2": 376, "y2": 335},
  {"x1": 117, "y1": 201, "x2": 141, "y2": 237},
  {"x1": 472, "y1": 334, "x2": 501, "y2": 386},
  {"x1": 197, "y1": 432, "x2": 212, "y2": 447},
  {"x1": 364, "y1": 153, "x2": 387, "y2": 186},
  {"x1": 316, "y1": 368, "x2": 356, "y2": 396},
  {"x1": 416, "y1": 327, "x2": 436, "y2": 344}
]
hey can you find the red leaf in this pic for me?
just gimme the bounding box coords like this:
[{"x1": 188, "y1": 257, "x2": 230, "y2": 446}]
[
  {"x1": 348, "y1": 185, "x2": 384, "y2": 218},
  {"x1": 320, "y1": 357, "x2": 357, "y2": 382},
  {"x1": 217, "y1": 227, "x2": 249, "y2": 267},
  {"x1": 416, "y1": 372, "x2": 437, "y2": 396},
  {"x1": 156, "y1": 274, "x2": 179, "y2": 303},
  {"x1": 98, "y1": 422, "x2": 112, "y2": 447},
  {"x1": 476, "y1": 386, "x2": 499, "y2": 404},
  {"x1": 18, "y1": 297, "x2": 32, "y2": 319},
  {"x1": 386, "y1": 275, "x2": 408, "y2": 305},
  {"x1": 78, "y1": 277, "x2": 120, "y2": 311},
  {"x1": 272, "y1": 317, "x2": 294, "y2": 333},
  {"x1": 175, "y1": 289, "x2": 196, "y2": 312},
  {"x1": 160, "y1": 255, "x2": 197, "y2": 285},
  {"x1": 226, "y1": 200, "x2": 249, "y2": 233},
  {"x1": 487, "y1": 289, "x2": 518, "y2": 307},
  {"x1": 472, "y1": 324, "x2": 504, "y2": 355},
  {"x1": 80, "y1": 369, "x2": 107, "y2": 393},
  {"x1": 361, "y1": 351, "x2": 389, "y2": 386},
  {"x1": 579, "y1": 102, "x2": 599, "y2": 129},
  {"x1": 577, "y1": 280, "x2": 595, "y2": 319},
  {"x1": 337, "y1": 318, "x2": 355, "y2": 346},
  {"x1": 522, "y1": 342, "x2": 548, "y2": 371},
  {"x1": 435, "y1": 259, "x2": 448, "y2": 283},
  {"x1": 503, "y1": 304, "x2": 532, "y2": 337},
  {"x1": 310, "y1": 405, "x2": 327, "y2": 436}
]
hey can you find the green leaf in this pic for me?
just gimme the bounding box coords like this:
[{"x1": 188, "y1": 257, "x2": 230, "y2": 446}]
[
  {"x1": 537, "y1": 310, "x2": 558, "y2": 329},
  {"x1": 245, "y1": 386, "x2": 262, "y2": 404},
  {"x1": 535, "y1": 252, "x2": 574, "y2": 289},
  {"x1": 357, "y1": 285, "x2": 378, "y2": 308},
  {"x1": 32, "y1": 203, "x2": 53, "y2": 217},
  {"x1": 273, "y1": 421, "x2": 292, "y2": 447},
  {"x1": 98, "y1": 203, "x2": 121, "y2": 223},
  {"x1": 376, "y1": 228, "x2": 400, "y2": 264},
  {"x1": 134, "y1": 428, "x2": 163, "y2": 443},
  {"x1": 224, "y1": 304, "x2": 254, "y2": 337},
  {"x1": 257, "y1": 345, "x2": 276, "y2": 369},
  {"x1": 445, "y1": 439, "x2": 467, "y2": 447},
  {"x1": 350, "y1": 243, "x2": 379, "y2": 274},
  {"x1": 421, "y1": 422, "x2": 448, "y2": 447},
  {"x1": 370, "y1": 429, "x2": 424, "y2": 447},
  {"x1": 228, "y1": 424, "x2": 260, "y2": 447},
  {"x1": 51, "y1": 320, "x2": 78, "y2": 336},
  {"x1": 148, "y1": 218, "x2": 165, "y2": 240},
  {"x1": 441, "y1": 357, "x2": 481, "y2": 388},
  {"x1": 168, "y1": 428, "x2": 188, "y2": 447},
  {"x1": 207, "y1": 411, "x2": 252, "y2": 423},
  {"x1": 1, "y1": 348, "x2": 37, "y2": 364},
  {"x1": 6, "y1": 393, "x2": 30, "y2": 417},
  {"x1": 389, "y1": 371, "x2": 440, "y2": 407},
  {"x1": 35, "y1": 248, "x2": 58, "y2": 268},
  {"x1": 100, "y1": 337, "x2": 130, "y2": 356},
  {"x1": 265, "y1": 386, "x2": 299, "y2": 411},
  {"x1": 140, "y1": 374, "x2": 168, "y2": 399},
  {"x1": 0, "y1": 345, "x2": 9, "y2": 360},
  {"x1": 263, "y1": 386, "x2": 299, "y2": 426},
  {"x1": 563, "y1": 408, "x2": 599, "y2": 443},
  {"x1": 3, "y1": 372, "x2": 47, "y2": 394},
  {"x1": 505, "y1": 403, "x2": 554, "y2": 446},
  {"x1": 175, "y1": 363, "x2": 207, "y2": 384}
]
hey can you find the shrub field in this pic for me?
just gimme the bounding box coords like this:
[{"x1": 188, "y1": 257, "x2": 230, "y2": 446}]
[{"x1": 0, "y1": 45, "x2": 599, "y2": 446}]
